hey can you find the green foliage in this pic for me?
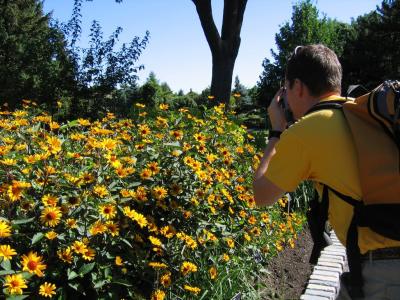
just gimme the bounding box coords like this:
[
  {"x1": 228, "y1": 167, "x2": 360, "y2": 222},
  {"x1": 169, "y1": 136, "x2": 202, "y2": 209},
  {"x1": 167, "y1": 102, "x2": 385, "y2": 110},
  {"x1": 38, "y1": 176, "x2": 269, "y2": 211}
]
[
  {"x1": 0, "y1": 0, "x2": 74, "y2": 109},
  {"x1": 256, "y1": 0, "x2": 351, "y2": 107},
  {"x1": 0, "y1": 102, "x2": 306, "y2": 299},
  {"x1": 341, "y1": 0, "x2": 400, "y2": 90}
]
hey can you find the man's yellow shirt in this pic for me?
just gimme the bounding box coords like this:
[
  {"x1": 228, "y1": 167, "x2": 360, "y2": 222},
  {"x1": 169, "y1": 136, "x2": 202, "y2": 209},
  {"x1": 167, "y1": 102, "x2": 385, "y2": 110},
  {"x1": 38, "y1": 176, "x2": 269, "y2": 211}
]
[{"x1": 265, "y1": 95, "x2": 400, "y2": 254}]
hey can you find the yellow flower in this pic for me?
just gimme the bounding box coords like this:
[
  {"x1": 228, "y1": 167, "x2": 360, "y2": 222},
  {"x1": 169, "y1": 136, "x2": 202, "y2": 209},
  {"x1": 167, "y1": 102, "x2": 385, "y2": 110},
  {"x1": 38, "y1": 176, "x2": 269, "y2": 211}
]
[
  {"x1": 1, "y1": 158, "x2": 17, "y2": 165},
  {"x1": 72, "y1": 241, "x2": 87, "y2": 255},
  {"x1": 261, "y1": 213, "x2": 270, "y2": 223},
  {"x1": 180, "y1": 261, "x2": 198, "y2": 276},
  {"x1": 123, "y1": 207, "x2": 148, "y2": 228},
  {"x1": 138, "y1": 123, "x2": 151, "y2": 136},
  {"x1": 89, "y1": 220, "x2": 107, "y2": 236},
  {"x1": 0, "y1": 244, "x2": 17, "y2": 260},
  {"x1": 148, "y1": 262, "x2": 168, "y2": 269},
  {"x1": 82, "y1": 247, "x2": 95, "y2": 261},
  {"x1": 152, "y1": 186, "x2": 168, "y2": 201},
  {"x1": 159, "y1": 103, "x2": 169, "y2": 110},
  {"x1": 39, "y1": 282, "x2": 57, "y2": 298},
  {"x1": 183, "y1": 284, "x2": 201, "y2": 295},
  {"x1": 226, "y1": 238, "x2": 235, "y2": 249},
  {"x1": 77, "y1": 118, "x2": 91, "y2": 126},
  {"x1": 4, "y1": 274, "x2": 28, "y2": 295},
  {"x1": 135, "y1": 103, "x2": 146, "y2": 108},
  {"x1": 160, "y1": 225, "x2": 176, "y2": 239},
  {"x1": 222, "y1": 253, "x2": 230, "y2": 262},
  {"x1": 57, "y1": 247, "x2": 73, "y2": 264},
  {"x1": 7, "y1": 180, "x2": 30, "y2": 202},
  {"x1": 151, "y1": 289, "x2": 166, "y2": 300},
  {"x1": 276, "y1": 240, "x2": 283, "y2": 252},
  {"x1": 160, "y1": 272, "x2": 171, "y2": 287},
  {"x1": 170, "y1": 130, "x2": 183, "y2": 140},
  {"x1": 42, "y1": 194, "x2": 58, "y2": 207},
  {"x1": 21, "y1": 251, "x2": 47, "y2": 277},
  {"x1": 0, "y1": 220, "x2": 12, "y2": 238},
  {"x1": 106, "y1": 221, "x2": 120, "y2": 236},
  {"x1": 99, "y1": 203, "x2": 117, "y2": 219},
  {"x1": 46, "y1": 136, "x2": 62, "y2": 154},
  {"x1": 45, "y1": 231, "x2": 58, "y2": 240},
  {"x1": 193, "y1": 133, "x2": 207, "y2": 144},
  {"x1": 40, "y1": 206, "x2": 62, "y2": 227},
  {"x1": 65, "y1": 218, "x2": 78, "y2": 229},
  {"x1": 209, "y1": 266, "x2": 217, "y2": 280},
  {"x1": 140, "y1": 168, "x2": 152, "y2": 180},
  {"x1": 149, "y1": 236, "x2": 162, "y2": 247},
  {"x1": 115, "y1": 256, "x2": 124, "y2": 266},
  {"x1": 93, "y1": 185, "x2": 109, "y2": 198}
]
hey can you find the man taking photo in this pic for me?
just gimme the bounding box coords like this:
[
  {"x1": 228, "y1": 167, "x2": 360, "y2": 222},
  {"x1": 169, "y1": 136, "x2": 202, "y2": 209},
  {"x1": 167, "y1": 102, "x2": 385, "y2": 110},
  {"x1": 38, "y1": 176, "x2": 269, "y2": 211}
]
[{"x1": 253, "y1": 44, "x2": 400, "y2": 299}]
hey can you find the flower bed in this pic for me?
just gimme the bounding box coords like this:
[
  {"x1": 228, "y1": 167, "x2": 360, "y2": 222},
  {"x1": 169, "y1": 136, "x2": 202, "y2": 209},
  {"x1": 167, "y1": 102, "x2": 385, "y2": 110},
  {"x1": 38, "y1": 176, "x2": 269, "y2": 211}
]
[{"x1": 0, "y1": 101, "x2": 305, "y2": 299}]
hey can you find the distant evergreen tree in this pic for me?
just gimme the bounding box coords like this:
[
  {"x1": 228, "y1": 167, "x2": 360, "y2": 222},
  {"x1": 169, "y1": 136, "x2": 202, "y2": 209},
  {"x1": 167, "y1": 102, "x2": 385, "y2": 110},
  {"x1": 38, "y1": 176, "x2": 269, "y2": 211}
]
[
  {"x1": 341, "y1": 0, "x2": 400, "y2": 90},
  {"x1": 0, "y1": 0, "x2": 74, "y2": 109}
]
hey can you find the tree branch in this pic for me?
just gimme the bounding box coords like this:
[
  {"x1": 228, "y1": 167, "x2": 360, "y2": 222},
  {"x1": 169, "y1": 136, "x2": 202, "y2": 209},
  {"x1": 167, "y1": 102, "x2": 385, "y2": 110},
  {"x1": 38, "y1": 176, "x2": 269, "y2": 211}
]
[
  {"x1": 192, "y1": 0, "x2": 221, "y2": 54},
  {"x1": 221, "y1": 0, "x2": 247, "y2": 40}
]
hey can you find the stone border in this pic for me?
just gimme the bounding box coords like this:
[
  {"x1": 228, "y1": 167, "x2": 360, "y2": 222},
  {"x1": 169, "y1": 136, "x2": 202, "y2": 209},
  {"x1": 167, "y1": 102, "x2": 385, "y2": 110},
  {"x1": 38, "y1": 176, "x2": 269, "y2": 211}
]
[{"x1": 300, "y1": 231, "x2": 348, "y2": 300}]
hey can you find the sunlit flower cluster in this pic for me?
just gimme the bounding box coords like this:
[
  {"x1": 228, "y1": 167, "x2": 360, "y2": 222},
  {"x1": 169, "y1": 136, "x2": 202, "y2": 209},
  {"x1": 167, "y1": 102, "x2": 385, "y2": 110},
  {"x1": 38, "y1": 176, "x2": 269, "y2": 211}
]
[{"x1": 0, "y1": 102, "x2": 305, "y2": 299}]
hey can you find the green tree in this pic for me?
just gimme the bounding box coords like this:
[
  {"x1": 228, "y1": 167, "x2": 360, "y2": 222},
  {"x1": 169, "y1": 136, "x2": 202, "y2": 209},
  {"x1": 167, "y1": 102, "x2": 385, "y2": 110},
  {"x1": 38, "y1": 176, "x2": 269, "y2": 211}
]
[
  {"x1": 341, "y1": 0, "x2": 400, "y2": 90},
  {"x1": 231, "y1": 76, "x2": 253, "y2": 113},
  {"x1": 61, "y1": 0, "x2": 149, "y2": 118},
  {"x1": 192, "y1": 0, "x2": 247, "y2": 104},
  {"x1": 256, "y1": 0, "x2": 351, "y2": 106},
  {"x1": 0, "y1": 0, "x2": 74, "y2": 109}
]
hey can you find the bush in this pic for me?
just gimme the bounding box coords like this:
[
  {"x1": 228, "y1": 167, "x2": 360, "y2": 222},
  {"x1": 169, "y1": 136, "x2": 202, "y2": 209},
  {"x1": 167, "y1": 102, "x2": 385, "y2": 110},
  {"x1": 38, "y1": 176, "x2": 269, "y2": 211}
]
[{"x1": 0, "y1": 101, "x2": 305, "y2": 299}]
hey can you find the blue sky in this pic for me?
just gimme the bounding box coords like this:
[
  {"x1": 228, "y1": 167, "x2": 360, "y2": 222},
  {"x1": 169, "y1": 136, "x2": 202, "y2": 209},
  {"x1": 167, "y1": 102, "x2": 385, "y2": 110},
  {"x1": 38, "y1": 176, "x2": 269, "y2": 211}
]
[{"x1": 43, "y1": 0, "x2": 382, "y2": 93}]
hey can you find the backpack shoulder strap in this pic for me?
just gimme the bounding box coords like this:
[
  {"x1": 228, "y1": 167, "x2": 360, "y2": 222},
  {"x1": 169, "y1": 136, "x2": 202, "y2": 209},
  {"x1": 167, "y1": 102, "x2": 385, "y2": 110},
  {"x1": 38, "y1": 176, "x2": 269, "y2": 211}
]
[{"x1": 305, "y1": 100, "x2": 347, "y2": 116}]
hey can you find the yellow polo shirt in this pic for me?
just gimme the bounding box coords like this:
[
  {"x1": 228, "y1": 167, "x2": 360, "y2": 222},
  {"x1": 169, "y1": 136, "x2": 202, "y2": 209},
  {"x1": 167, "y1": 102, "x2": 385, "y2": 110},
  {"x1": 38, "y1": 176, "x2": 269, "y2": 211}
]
[{"x1": 265, "y1": 96, "x2": 400, "y2": 254}]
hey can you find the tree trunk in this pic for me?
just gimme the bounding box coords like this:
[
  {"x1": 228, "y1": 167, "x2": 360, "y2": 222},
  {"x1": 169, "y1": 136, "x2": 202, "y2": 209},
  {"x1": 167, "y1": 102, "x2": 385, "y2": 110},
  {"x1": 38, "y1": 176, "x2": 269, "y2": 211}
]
[
  {"x1": 192, "y1": 0, "x2": 247, "y2": 104},
  {"x1": 211, "y1": 51, "x2": 236, "y2": 104}
]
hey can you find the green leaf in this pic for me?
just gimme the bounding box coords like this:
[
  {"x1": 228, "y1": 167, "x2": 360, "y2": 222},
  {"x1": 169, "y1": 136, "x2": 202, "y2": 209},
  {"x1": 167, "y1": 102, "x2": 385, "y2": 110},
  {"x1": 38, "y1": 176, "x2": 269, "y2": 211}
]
[
  {"x1": 11, "y1": 217, "x2": 35, "y2": 225},
  {"x1": 0, "y1": 269, "x2": 15, "y2": 276},
  {"x1": 1, "y1": 259, "x2": 11, "y2": 271},
  {"x1": 112, "y1": 279, "x2": 133, "y2": 287},
  {"x1": 164, "y1": 141, "x2": 180, "y2": 147},
  {"x1": 93, "y1": 280, "x2": 108, "y2": 289},
  {"x1": 78, "y1": 262, "x2": 95, "y2": 276},
  {"x1": 127, "y1": 182, "x2": 141, "y2": 188},
  {"x1": 120, "y1": 238, "x2": 133, "y2": 248},
  {"x1": 31, "y1": 232, "x2": 44, "y2": 245},
  {"x1": 67, "y1": 270, "x2": 79, "y2": 280},
  {"x1": 6, "y1": 295, "x2": 29, "y2": 300}
]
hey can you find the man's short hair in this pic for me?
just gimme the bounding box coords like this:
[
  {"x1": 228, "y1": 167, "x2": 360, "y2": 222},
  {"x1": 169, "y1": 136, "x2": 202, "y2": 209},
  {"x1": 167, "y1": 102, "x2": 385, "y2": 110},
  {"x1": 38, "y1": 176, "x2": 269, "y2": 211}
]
[{"x1": 285, "y1": 44, "x2": 342, "y2": 97}]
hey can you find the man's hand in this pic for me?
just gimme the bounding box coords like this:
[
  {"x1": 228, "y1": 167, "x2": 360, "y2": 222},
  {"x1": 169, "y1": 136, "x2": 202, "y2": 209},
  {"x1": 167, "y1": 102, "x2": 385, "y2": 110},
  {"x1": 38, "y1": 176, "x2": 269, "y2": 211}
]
[{"x1": 268, "y1": 88, "x2": 287, "y2": 132}]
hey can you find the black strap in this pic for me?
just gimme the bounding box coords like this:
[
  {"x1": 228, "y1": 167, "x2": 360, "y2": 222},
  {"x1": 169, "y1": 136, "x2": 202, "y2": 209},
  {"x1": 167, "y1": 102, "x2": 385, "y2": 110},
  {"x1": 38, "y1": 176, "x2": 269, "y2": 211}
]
[
  {"x1": 326, "y1": 186, "x2": 359, "y2": 207},
  {"x1": 346, "y1": 204, "x2": 364, "y2": 298},
  {"x1": 307, "y1": 185, "x2": 330, "y2": 264},
  {"x1": 305, "y1": 100, "x2": 347, "y2": 116}
]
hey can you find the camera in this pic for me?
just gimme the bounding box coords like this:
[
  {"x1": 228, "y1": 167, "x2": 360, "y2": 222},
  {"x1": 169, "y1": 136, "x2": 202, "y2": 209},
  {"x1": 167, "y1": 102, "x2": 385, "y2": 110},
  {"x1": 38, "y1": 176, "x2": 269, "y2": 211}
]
[{"x1": 279, "y1": 88, "x2": 295, "y2": 126}]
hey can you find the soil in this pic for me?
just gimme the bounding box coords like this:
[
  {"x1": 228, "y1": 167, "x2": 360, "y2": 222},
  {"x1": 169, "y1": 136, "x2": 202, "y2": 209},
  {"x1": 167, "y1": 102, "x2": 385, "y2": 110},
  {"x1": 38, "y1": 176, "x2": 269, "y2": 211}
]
[{"x1": 259, "y1": 227, "x2": 314, "y2": 300}]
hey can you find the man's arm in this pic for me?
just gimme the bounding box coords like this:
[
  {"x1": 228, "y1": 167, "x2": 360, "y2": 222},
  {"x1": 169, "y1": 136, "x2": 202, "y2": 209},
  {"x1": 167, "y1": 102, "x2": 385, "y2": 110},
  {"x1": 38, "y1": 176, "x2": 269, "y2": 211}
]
[{"x1": 253, "y1": 137, "x2": 285, "y2": 207}]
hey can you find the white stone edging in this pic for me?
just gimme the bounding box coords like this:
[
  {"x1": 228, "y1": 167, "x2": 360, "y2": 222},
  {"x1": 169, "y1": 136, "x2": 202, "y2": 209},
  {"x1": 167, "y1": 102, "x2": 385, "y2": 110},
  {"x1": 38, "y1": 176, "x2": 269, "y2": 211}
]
[{"x1": 300, "y1": 231, "x2": 348, "y2": 300}]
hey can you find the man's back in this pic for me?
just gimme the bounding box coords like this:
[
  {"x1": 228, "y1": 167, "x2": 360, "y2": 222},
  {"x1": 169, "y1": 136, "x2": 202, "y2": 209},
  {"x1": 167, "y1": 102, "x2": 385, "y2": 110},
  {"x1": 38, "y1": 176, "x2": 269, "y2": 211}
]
[{"x1": 265, "y1": 96, "x2": 400, "y2": 253}]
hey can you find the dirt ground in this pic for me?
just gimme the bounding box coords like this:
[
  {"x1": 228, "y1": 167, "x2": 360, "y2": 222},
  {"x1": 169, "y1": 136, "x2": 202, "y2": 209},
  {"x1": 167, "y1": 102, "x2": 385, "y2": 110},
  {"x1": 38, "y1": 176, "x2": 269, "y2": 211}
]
[{"x1": 260, "y1": 227, "x2": 314, "y2": 300}]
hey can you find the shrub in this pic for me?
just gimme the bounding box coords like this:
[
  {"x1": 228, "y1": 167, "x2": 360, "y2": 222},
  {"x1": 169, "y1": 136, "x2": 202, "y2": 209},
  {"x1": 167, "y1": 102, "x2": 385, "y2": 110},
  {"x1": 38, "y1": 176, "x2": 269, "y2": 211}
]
[{"x1": 0, "y1": 100, "x2": 305, "y2": 299}]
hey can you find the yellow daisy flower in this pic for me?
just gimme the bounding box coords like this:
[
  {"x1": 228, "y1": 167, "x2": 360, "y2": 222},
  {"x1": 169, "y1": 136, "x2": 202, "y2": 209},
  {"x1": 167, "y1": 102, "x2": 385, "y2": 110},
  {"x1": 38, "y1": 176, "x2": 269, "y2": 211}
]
[
  {"x1": 0, "y1": 220, "x2": 12, "y2": 238},
  {"x1": 39, "y1": 282, "x2": 57, "y2": 298},
  {"x1": 4, "y1": 274, "x2": 28, "y2": 295},
  {"x1": 0, "y1": 244, "x2": 17, "y2": 260},
  {"x1": 21, "y1": 251, "x2": 47, "y2": 277},
  {"x1": 40, "y1": 206, "x2": 62, "y2": 227}
]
